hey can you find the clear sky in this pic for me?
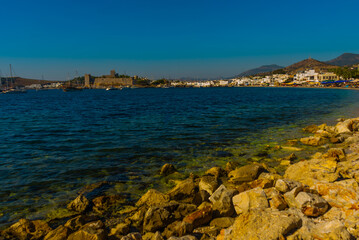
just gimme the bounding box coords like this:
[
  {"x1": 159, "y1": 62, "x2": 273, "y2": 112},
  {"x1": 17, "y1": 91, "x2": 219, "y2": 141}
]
[{"x1": 0, "y1": 0, "x2": 358, "y2": 80}]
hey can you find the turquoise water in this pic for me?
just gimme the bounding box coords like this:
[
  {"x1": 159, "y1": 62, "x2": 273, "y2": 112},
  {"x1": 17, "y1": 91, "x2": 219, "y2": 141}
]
[{"x1": 1, "y1": 87, "x2": 359, "y2": 226}]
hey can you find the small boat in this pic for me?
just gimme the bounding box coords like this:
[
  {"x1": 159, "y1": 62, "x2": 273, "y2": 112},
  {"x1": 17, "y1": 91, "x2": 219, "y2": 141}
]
[
  {"x1": 3, "y1": 88, "x2": 27, "y2": 94},
  {"x1": 106, "y1": 87, "x2": 122, "y2": 90},
  {"x1": 62, "y1": 86, "x2": 83, "y2": 92}
]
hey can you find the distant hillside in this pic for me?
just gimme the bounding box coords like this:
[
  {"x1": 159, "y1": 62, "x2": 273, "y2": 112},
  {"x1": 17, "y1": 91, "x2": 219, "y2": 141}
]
[
  {"x1": 0, "y1": 77, "x2": 59, "y2": 87},
  {"x1": 325, "y1": 53, "x2": 359, "y2": 66},
  {"x1": 237, "y1": 64, "x2": 284, "y2": 77},
  {"x1": 283, "y1": 58, "x2": 337, "y2": 74}
]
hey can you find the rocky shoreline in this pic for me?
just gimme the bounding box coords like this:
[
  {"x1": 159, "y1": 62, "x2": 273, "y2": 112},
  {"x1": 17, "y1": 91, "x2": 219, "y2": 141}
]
[{"x1": 3, "y1": 117, "x2": 359, "y2": 239}]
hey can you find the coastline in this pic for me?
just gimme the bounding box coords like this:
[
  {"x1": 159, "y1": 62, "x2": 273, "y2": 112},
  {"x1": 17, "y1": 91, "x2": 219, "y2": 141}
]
[{"x1": 3, "y1": 116, "x2": 359, "y2": 239}]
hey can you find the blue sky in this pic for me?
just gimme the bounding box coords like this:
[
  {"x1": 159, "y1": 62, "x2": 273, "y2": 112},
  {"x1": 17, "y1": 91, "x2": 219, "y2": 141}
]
[{"x1": 0, "y1": 0, "x2": 358, "y2": 80}]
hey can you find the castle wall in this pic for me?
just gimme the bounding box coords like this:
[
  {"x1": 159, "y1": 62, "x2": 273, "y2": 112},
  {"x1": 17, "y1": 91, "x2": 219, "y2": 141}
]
[{"x1": 93, "y1": 77, "x2": 136, "y2": 87}]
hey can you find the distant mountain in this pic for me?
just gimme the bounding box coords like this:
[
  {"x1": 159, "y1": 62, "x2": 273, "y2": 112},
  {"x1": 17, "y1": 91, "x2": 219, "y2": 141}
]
[
  {"x1": 283, "y1": 58, "x2": 337, "y2": 74},
  {"x1": 237, "y1": 64, "x2": 284, "y2": 77},
  {"x1": 325, "y1": 53, "x2": 359, "y2": 66},
  {"x1": 0, "y1": 77, "x2": 58, "y2": 87}
]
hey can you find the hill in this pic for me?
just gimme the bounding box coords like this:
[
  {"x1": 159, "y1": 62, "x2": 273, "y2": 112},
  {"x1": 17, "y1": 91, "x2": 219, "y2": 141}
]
[
  {"x1": 283, "y1": 58, "x2": 337, "y2": 74},
  {"x1": 0, "y1": 77, "x2": 59, "y2": 88},
  {"x1": 325, "y1": 53, "x2": 359, "y2": 66},
  {"x1": 237, "y1": 64, "x2": 284, "y2": 77}
]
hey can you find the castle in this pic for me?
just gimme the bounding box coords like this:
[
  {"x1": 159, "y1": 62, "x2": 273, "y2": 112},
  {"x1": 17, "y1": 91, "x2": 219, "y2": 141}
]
[{"x1": 84, "y1": 70, "x2": 137, "y2": 88}]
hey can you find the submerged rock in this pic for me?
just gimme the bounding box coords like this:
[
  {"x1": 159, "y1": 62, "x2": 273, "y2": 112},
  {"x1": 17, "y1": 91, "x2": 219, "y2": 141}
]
[
  {"x1": 67, "y1": 195, "x2": 90, "y2": 213},
  {"x1": 160, "y1": 164, "x2": 177, "y2": 176}
]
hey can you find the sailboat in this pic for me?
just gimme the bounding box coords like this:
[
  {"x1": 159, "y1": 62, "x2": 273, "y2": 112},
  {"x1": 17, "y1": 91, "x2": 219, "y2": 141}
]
[
  {"x1": 2, "y1": 65, "x2": 27, "y2": 94},
  {"x1": 61, "y1": 73, "x2": 83, "y2": 92}
]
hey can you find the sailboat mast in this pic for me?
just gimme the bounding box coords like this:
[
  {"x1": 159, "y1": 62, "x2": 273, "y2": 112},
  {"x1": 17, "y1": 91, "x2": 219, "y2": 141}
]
[{"x1": 9, "y1": 64, "x2": 13, "y2": 88}]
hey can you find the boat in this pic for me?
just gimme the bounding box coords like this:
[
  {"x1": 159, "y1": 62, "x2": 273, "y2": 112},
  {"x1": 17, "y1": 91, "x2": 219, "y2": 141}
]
[
  {"x1": 106, "y1": 86, "x2": 122, "y2": 90},
  {"x1": 1, "y1": 65, "x2": 27, "y2": 94}
]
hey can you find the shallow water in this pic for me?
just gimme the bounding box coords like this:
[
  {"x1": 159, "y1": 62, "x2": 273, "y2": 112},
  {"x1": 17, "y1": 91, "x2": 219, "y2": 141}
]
[{"x1": 1, "y1": 87, "x2": 359, "y2": 226}]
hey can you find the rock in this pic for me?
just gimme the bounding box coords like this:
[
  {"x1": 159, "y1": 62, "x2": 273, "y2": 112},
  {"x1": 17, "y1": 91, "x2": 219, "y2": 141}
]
[
  {"x1": 300, "y1": 136, "x2": 327, "y2": 146},
  {"x1": 162, "y1": 221, "x2": 193, "y2": 238},
  {"x1": 77, "y1": 181, "x2": 110, "y2": 198},
  {"x1": 168, "y1": 178, "x2": 198, "y2": 202},
  {"x1": 205, "y1": 167, "x2": 225, "y2": 178},
  {"x1": 67, "y1": 220, "x2": 106, "y2": 240},
  {"x1": 250, "y1": 178, "x2": 273, "y2": 189},
  {"x1": 216, "y1": 228, "x2": 233, "y2": 240},
  {"x1": 284, "y1": 158, "x2": 339, "y2": 186},
  {"x1": 311, "y1": 181, "x2": 359, "y2": 209},
  {"x1": 275, "y1": 179, "x2": 302, "y2": 193},
  {"x1": 64, "y1": 215, "x2": 97, "y2": 232},
  {"x1": 136, "y1": 189, "x2": 170, "y2": 207},
  {"x1": 257, "y1": 172, "x2": 282, "y2": 182},
  {"x1": 336, "y1": 118, "x2": 359, "y2": 134},
  {"x1": 303, "y1": 125, "x2": 319, "y2": 133},
  {"x1": 44, "y1": 226, "x2": 71, "y2": 240},
  {"x1": 323, "y1": 148, "x2": 346, "y2": 161},
  {"x1": 167, "y1": 235, "x2": 197, "y2": 240},
  {"x1": 283, "y1": 186, "x2": 303, "y2": 208},
  {"x1": 92, "y1": 194, "x2": 125, "y2": 212},
  {"x1": 121, "y1": 232, "x2": 142, "y2": 240},
  {"x1": 208, "y1": 185, "x2": 237, "y2": 217},
  {"x1": 225, "y1": 162, "x2": 239, "y2": 173},
  {"x1": 232, "y1": 187, "x2": 269, "y2": 215},
  {"x1": 264, "y1": 188, "x2": 287, "y2": 210},
  {"x1": 227, "y1": 208, "x2": 302, "y2": 240},
  {"x1": 312, "y1": 220, "x2": 353, "y2": 240},
  {"x1": 142, "y1": 231, "x2": 163, "y2": 240},
  {"x1": 183, "y1": 206, "x2": 212, "y2": 229},
  {"x1": 199, "y1": 175, "x2": 218, "y2": 195},
  {"x1": 193, "y1": 225, "x2": 220, "y2": 238},
  {"x1": 2, "y1": 219, "x2": 52, "y2": 240},
  {"x1": 209, "y1": 217, "x2": 234, "y2": 228},
  {"x1": 67, "y1": 195, "x2": 90, "y2": 213},
  {"x1": 228, "y1": 164, "x2": 265, "y2": 184},
  {"x1": 160, "y1": 163, "x2": 177, "y2": 176},
  {"x1": 330, "y1": 136, "x2": 343, "y2": 143},
  {"x1": 295, "y1": 192, "x2": 329, "y2": 217},
  {"x1": 109, "y1": 223, "x2": 130, "y2": 237},
  {"x1": 143, "y1": 203, "x2": 176, "y2": 232}
]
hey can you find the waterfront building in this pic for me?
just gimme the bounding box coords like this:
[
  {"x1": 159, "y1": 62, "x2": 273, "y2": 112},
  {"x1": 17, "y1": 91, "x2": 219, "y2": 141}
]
[{"x1": 93, "y1": 70, "x2": 137, "y2": 88}]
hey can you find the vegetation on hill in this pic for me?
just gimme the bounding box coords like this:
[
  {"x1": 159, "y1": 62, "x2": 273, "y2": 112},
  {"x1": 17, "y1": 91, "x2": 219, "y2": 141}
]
[
  {"x1": 329, "y1": 67, "x2": 359, "y2": 80},
  {"x1": 282, "y1": 58, "x2": 337, "y2": 74}
]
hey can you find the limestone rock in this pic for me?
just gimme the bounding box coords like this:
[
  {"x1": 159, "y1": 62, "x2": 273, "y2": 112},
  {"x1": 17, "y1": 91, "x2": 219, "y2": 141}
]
[
  {"x1": 109, "y1": 223, "x2": 130, "y2": 237},
  {"x1": 205, "y1": 167, "x2": 225, "y2": 178},
  {"x1": 275, "y1": 179, "x2": 302, "y2": 193},
  {"x1": 160, "y1": 163, "x2": 177, "y2": 176},
  {"x1": 143, "y1": 203, "x2": 176, "y2": 232},
  {"x1": 44, "y1": 225, "x2": 71, "y2": 240},
  {"x1": 162, "y1": 221, "x2": 193, "y2": 238},
  {"x1": 250, "y1": 178, "x2": 274, "y2": 189},
  {"x1": 265, "y1": 188, "x2": 287, "y2": 210},
  {"x1": 64, "y1": 215, "x2": 97, "y2": 232},
  {"x1": 295, "y1": 192, "x2": 329, "y2": 217},
  {"x1": 136, "y1": 189, "x2": 170, "y2": 207},
  {"x1": 323, "y1": 148, "x2": 346, "y2": 161},
  {"x1": 193, "y1": 225, "x2": 220, "y2": 238},
  {"x1": 228, "y1": 164, "x2": 265, "y2": 184},
  {"x1": 283, "y1": 186, "x2": 303, "y2": 208},
  {"x1": 232, "y1": 187, "x2": 269, "y2": 215},
  {"x1": 227, "y1": 208, "x2": 302, "y2": 240},
  {"x1": 225, "y1": 162, "x2": 239, "y2": 173},
  {"x1": 167, "y1": 235, "x2": 197, "y2": 240},
  {"x1": 92, "y1": 194, "x2": 125, "y2": 212},
  {"x1": 336, "y1": 118, "x2": 359, "y2": 134},
  {"x1": 284, "y1": 158, "x2": 339, "y2": 186},
  {"x1": 120, "y1": 232, "x2": 142, "y2": 240},
  {"x1": 2, "y1": 219, "x2": 52, "y2": 240},
  {"x1": 67, "y1": 195, "x2": 90, "y2": 213},
  {"x1": 208, "y1": 185, "x2": 236, "y2": 217},
  {"x1": 168, "y1": 178, "x2": 198, "y2": 202},
  {"x1": 303, "y1": 125, "x2": 319, "y2": 133},
  {"x1": 67, "y1": 220, "x2": 106, "y2": 240},
  {"x1": 199, "y1": 175, "x2": 218, "y2": 195},
  {"x1": 209, "y1": 217, "x2": 234, "y2": 228},
  {"x1": 312, "y1": 220, "x2": 353, "y2": 240},
  {"x1": 300, "y1": 136, "x2": 327, "y2": 146},
  {"x1": 183, "y1": 206, "x2": 212, "y2": 229}
]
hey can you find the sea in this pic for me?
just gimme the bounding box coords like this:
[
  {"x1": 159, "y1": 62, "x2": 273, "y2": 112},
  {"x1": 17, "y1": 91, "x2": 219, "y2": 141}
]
[{"x1": 1, "y1": 87, "x2": 359, "y2": 227}]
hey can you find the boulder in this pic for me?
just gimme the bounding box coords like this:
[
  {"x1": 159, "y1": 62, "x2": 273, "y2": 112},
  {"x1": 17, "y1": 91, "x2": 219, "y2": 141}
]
[
  {"x1": 284, "y1": 158, "x2": 339, "y2": 186},
  {"x1": 199, "y1": 175, "x2": 218, "y2": 195},
  {"x1": 44, "y1": 225, "x2": 71, "y2": 240},
  {"x1": 64, "y1": 215, "x2": 97, "y2": 232},
  {"x1": 2, "y1": 219, "x2": 52, "y2": 240},
  {"x1": 323, "y1": 148, "x2": 346, "y2": 161},
  {"x1": 143, "y1": 203, "x2": 177, "y2": 232},
  {"x1": 92, "y1": 194, "x2": 125, "y2": 212},
  {"x1": 167, "y1": 236, "x2": 197, "y2": 240},
  {"x1": 335, "y1": 118, "x2": 359, "y2": 134},
  {"x1": 136, "y1": 189, "x2": 170, "y2": 207},
  {"x1": 225, "y1": 162, "x2": 239, "y2": 173},
  {"x1": 208, "y1": 185, "x2": 237, "y2": 217},
  {"x1": 67, "y1": 220, "x2": 106, "y2": 240},
  {"x1": 228, "y1": 164, "x2": 265, "y2": 184},
  {"x1": 109, "y1": 223, "x2": 130, "y2": 237},
  {"x1": 283, "y1": 186, "x2": 304, "y2": 208},
  {"x1": 160, "y1": 164, "x2": 177, "y2": 176},
  {"x1": 142, "y1": 231, "x2": 164, "y2": 240},
  {"x1": 120, "y1": 232, "x2": 142, "y2": 240},
  {"x1": 295, "y1": 192, "x2": 329, "y2": 217},
  {"x1": 209, "y1": 217, "x2": 234, "y2": 228},
  {"x1": 205, "y1": 167, "x2": 225, "y2": 178},
  {"x1": 67, "y1": 195, "x2": 90, "y2": 213},
  {"x1": 232, "y1": 187, "x2": 269, "y2": 215},
  {"x1": 227, "y1": 208, "x2": 302, "y2": 240},
  {"x1": 275, "y1": 179, "x2": 302, "y2": 193},
  {"x1": 183, "y1": 206, "x2": 212, "y2": 229},
  {"x1": 162, "y1": 221, "x2": 193, "y2": 238},
  {"x1": 250, "y1": 178, "x2": 274, "y2": 189},
  {"x1": 168, "y1": 178, "x2": 198, "y2": 202},
  {"x1": 312, "y1": 220, "x2": 353, "y2": 240},
  {"x1": 303, "y1": 125, "x2": 319, "y2": 133},
  {"x1": 264, "y1": 188, "x2": 287, "y2": 210},
  {"x1": 300, "y1": 136, "x2": 327, "y2": 146},
  {"x1": 193, "y1": 225, "x2": 220, "y2": 238}
]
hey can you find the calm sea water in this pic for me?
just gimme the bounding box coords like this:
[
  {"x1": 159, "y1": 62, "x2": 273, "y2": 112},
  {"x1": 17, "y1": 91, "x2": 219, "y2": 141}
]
[{"x1": 1, "y1": 87, "x2": 359, "y2": 226}]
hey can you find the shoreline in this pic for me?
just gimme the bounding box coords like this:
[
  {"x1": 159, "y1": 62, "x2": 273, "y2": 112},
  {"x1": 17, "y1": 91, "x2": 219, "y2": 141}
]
[{"x1": 3, "y1": 116, "x2": 359, "y2": 239}]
